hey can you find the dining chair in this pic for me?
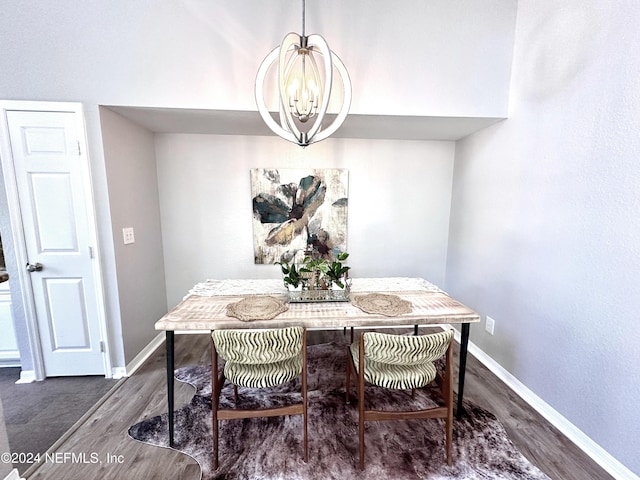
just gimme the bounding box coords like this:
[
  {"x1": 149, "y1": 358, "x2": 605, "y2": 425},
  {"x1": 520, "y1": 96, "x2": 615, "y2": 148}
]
[
  {"x1": 211, "y1": 326, "x2": 308, "y2": 469},
  {"x1": 345, "y1": 329, "x2": 454, "y2": 470}
]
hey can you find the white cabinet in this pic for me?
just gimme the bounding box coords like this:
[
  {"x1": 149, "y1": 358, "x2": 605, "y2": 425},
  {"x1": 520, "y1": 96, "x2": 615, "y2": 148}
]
[{"x1": 0, "y1": 281, "x2": 19, "y2": 365}]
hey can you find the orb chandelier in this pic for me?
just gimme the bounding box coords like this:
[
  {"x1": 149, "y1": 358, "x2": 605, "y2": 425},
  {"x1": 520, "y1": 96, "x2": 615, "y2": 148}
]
[{"x1": 255, "y1": 0, "x2": 352, "y2": 147}]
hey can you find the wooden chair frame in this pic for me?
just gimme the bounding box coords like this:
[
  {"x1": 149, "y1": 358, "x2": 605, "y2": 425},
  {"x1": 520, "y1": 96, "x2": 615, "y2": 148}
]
[
  {"x1": 345, "y1": 331, "x2": 454, "y2": 470},
  {"x1": 211, "y1": 328, "x2": 308, "y2": 469}
]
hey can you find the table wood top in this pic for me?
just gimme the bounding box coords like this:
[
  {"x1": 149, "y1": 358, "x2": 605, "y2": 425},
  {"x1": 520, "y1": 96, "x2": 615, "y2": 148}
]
[{"x1": 155, "y1": 278, "x2": 480, "y2": 332}]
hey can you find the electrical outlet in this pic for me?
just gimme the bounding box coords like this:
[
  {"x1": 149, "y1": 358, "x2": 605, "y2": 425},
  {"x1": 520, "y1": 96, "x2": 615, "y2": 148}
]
[
  {"x1": 485, "y1": 316, "x2": 495, "y2": 335},
  {"x1": 122, "y1": 227, "x2": 135, "y2": 245}
]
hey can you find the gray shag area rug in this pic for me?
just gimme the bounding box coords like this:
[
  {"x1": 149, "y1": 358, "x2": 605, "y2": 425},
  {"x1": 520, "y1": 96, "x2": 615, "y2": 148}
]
[{"x1": 128, "y1": 342, "x2": 550, "y2": 480}]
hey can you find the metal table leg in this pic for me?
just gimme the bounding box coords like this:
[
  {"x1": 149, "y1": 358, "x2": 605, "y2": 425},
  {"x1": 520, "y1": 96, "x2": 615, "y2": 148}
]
[
  {"x1": 456, "y1": 322, "x2": 470, "y2": 420},
  {"x1": 166, "y1": 331, "x2": 175, "y2": 447}
]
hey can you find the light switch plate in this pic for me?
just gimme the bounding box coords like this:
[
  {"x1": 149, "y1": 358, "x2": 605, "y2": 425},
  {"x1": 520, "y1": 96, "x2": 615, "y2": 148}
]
[
  {"x1": 485, "y1": 316, "x2": 495, "y2": 335},
  {"x1": 122, "y1": 227, "x2": 135, "y2": 245}
]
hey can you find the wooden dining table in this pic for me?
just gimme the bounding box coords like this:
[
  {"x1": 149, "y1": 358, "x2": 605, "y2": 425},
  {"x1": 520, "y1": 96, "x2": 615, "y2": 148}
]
[{"x1": 154, "y1": 277, "x2": 481, "y2": 446}]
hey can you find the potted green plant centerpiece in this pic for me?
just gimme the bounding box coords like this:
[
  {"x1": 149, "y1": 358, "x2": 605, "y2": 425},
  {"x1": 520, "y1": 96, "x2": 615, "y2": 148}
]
[
  {"x1": 277, "y1": 249, "x2": 351, "y2": 302},
  {"x1": 300, "y1": 255, "x2": 329, "y2": 290},
  {"x1": 326, "y1": 252, "x2": 350, "y2": 289},
  {"x1": 277, "y1": 261, "x2": 302, "y2": 290}
]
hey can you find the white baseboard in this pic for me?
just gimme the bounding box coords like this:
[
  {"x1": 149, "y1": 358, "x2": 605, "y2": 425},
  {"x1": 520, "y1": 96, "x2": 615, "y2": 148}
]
[
  {"x1": 110, "y1": 367, "x2": 127, "y2": 379},
  {"x1": 0, "y1": 351, "x2": 20, "y2": 366},
  {"x1": 112, "y1": 332, "x2": 165, "y2": 378},
  {"x1": 0, "y1": 361, "x2": 20, "y2": 368},
  {"x1": 447, "y1": 327, "x2": 639, "y2": 480},
  {"x1": 3, "y1": 468, "x2": 25, "y2": 480},
  {"x1": 15, "y1": 370, "x2": 35, "y2": 384}
]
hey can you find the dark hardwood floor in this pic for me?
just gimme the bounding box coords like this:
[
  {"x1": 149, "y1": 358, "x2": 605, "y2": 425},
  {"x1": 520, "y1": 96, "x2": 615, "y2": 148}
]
[{"x1": 22, "y1": 328, "x2": 613, "y2": 480}]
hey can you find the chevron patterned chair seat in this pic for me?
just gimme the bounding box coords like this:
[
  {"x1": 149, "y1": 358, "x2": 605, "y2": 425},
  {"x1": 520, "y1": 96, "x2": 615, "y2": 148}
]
[
  {"x1": 223, "y1": 355, "x2": 303, "y2": 388},
  {"x1": 349, "y1": 341, "x2": 439, "y2": 390},
  {"x1": 211, "y1": 326, "x2": 308, "y2": 469},
  {"x1": 346, "y1": 329, "x2": 455, "y2": 470}
]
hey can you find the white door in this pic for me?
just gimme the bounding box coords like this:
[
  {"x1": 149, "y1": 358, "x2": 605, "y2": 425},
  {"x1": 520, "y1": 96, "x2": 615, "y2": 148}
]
[{"x1": 5, "y1": 109, "x2": 105, "y2": 376}]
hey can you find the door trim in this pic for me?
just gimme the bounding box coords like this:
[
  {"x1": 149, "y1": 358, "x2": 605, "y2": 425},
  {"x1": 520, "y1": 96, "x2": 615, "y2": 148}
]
[{"x1": 0, "y1": 100, "x2": 112, "y2": 379}]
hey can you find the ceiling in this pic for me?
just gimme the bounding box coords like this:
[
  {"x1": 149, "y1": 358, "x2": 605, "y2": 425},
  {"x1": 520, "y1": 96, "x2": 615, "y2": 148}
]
[{"x1": 105, "y1": 106, "x2": 505, "y2": 142}]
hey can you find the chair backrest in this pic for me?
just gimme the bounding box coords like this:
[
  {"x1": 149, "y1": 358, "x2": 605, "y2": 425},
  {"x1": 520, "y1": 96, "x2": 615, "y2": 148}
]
[
  {"x1": 363, "y1": 329, "x2": 454, "y2": 366},
  {"x1": 212, "y1": 326, "x2": 304, "y2": 365}
]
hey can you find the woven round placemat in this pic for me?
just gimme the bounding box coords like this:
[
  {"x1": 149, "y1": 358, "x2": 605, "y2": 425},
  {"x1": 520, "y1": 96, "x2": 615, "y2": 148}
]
[
  {"x1": 226, "y1": 296, "x2": 288, "y2": 321},
  {"x1": 351, "y1": 293, "x2": 413, "y2": 316}
]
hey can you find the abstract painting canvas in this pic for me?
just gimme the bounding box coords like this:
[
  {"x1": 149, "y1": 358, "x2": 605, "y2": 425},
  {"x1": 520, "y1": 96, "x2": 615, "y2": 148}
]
[{"x1": 251, "y1": 168, "x2": 348, "y2": 264}]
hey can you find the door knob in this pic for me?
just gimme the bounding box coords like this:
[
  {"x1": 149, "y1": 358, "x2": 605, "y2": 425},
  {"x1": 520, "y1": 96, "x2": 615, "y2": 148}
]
[{"x1": 26, "y1": 262, "x2": 44, "y2": 272}]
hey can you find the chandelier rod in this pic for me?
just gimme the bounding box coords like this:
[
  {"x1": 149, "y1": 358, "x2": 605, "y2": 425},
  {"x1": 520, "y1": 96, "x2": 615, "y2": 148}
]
[{"x1": 301, "y1": 0, "x2": 306, "y2": 37}]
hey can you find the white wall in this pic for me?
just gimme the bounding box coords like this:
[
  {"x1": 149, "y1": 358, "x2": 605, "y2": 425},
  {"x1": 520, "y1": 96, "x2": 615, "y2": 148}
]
[
  {"x1": 99, "y1": 108, "x2": 168, "y2": 364},
  {"x1": 446, "y1": 1, "x2": 640, "y2": 475},
  {"x1": 0, "y1": 0, "x2": 515, "y2": 118},
  {"x1": 155, "y1": 134, "x2": 455, "y2": 308},
  {"x1": 0, "y1": 0, "x2": 515, "y2": 371},
  {"x1": 0, "y1": 0, "x2": 516, "y2": 372}
]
